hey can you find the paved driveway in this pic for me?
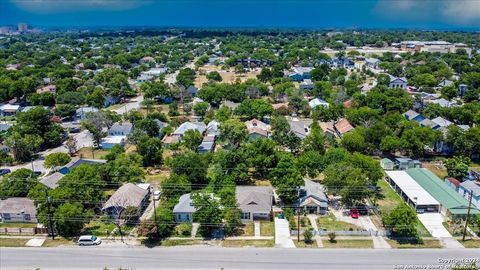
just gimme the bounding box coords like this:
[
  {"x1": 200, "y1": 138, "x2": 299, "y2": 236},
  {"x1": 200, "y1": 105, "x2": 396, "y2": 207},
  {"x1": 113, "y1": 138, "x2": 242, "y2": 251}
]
[
  {"x1": 274, "y1": 217, "x2": 295, "y2": 248},
  {"x1": 417, "y1": 213, "x2": 463, "y2": 249}
]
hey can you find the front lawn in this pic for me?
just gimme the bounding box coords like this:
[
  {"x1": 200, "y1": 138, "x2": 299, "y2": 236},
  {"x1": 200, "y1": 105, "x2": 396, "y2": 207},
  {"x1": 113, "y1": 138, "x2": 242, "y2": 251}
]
[
  {"x1": 386, "y1": 239, "x2": 442, "y2": 248},
  {"x1": 260, "y1": 222, "x2": 274, "y2": 236},
  {"x1": 317, "y1": 214, "x2": 363, "y2": 231},
  {"x1": 222, "y1": 240, "x2": 274, "y2": 248},
  {"x1": 77, "y1": 147, "x2": 110, "y2": 159},
  {"x1": 376, "y1": 179, "x2": 403, "y2": 213},
  {"x1": 241, "y1": 223, "x2": 254, "y2": 236},
  {"x1": 42, "y1": 238, "x2": 72, "y2": 247},
  {"x1": 322, "y1": 239, "x2": 373, "y2": 248},
  {"x1": 81, "y1": 220, "x2": 116, "y2": 236},
  {"x1": 458, "y1": 239, "x2": 480, "y2": 248},
  {"x1": 0, "y1": 238, "x2": 28, "y2": 247},
  {"x1": 0, "y1": 223, "x2": 37, "y2": 228},
  {"x1": 293, "y1": 240, "x2": 317, "y2": 248}
]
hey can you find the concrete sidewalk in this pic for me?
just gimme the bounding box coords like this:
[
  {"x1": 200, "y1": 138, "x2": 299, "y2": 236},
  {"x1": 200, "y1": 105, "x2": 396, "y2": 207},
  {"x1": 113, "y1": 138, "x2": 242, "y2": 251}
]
[
  {"x1": 274, "y1": 217, "x2": 295, "y2": 248},
  {"x1": 307, "y1": 215, "x2": 323, "y2": 247}
]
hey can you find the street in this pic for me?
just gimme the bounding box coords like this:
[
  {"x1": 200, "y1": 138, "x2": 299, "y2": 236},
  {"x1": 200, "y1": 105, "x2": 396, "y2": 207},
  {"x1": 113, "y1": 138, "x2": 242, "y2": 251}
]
[{"x1": 1, "y1": 247, "x2": 479, "y2": 269}]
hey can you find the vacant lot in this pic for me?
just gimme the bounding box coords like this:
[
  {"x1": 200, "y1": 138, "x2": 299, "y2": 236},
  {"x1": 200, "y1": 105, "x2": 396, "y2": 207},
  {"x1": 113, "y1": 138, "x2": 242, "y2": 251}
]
[
  {"x1": 260, "y1": 222, "x2": 275, "y2": 236},
  {"x1": 317, "y1": 214, "x2": 363, "y2": 231},
  {"x1": 77, "y1": 147, "x2": 110, "y2": 159}
]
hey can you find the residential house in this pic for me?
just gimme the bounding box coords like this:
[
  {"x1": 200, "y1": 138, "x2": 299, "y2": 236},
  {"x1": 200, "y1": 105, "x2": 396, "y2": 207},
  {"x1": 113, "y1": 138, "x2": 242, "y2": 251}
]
[
  {"x1": 173, "y1": 193, "x2": 196, "y2": 222},
  {"x1": 458, "y1": 84, "x2": 468, "y2": 96},
  {"x1": 0, "y1": 198, "x2": 37, "y2": 223},
  {"x1": 57, "y1": 157, "x2": 107, "y2": 175},
  {"x1": 154, "y1": 119, "x2": 168, "y2": 137},
  {"x1": 297, "y1": 179, "x2": 328, "y2": 215},
  {"x1": 102, "y1": 183, "x2": 149, "y2": 218},
  {"x1": 299, "y1": 79, "x2": 314, "y2": 90},
  {"x1": 458, "y1": 181, "x2": 480, "y2": 210},
  {"x1": 173, "y1": 122, "x2": 206, "y2": 136},
  {"x1": 40, "y1": 172, "x2": 65, "y2": 189},
  {"x1": 288, "y1": 119, "x2": 311, "y2": 139},
  {"x1": 36, "y1": 84, "x2": 56, "y2": 94},
  {"x1": 438, "y1": 79, "x2": 453, "y2": 88},
  {"x1": 424, "y1": 98, "x2": 457, "y2": 108},
  {"x1": 333, "y1": 118, "x2": 354, "y2": 137},
  {"x1": 0, "y1": 123, "x2": 12, "y2": 132},
  {"x1": 236, "y1": 186, "x2": 274, "y2": 222},
  {"x1": 206, "y1": 120, "x2": 220, "y2": 136},
  {"x1": 444, "y1": 177, "x2": 461, "y2": 192},
  {"x1": 308, "y1": 98, "x2": 329, "y2": 109},
  {"x1": 389, "y1": 76, "x2": 408, "y2": 89},
  {"x1": 161, "y1": 135, "x2": 180, "y2": 148},
  {"x1": 198, "y1": 135, "x2": 216, "y2": 154},
  {"x1": 0, "y1": 104, "x2": 20, "y2": 117},
  {"x1": 319, "y1": 121, "x2": 337, "y2": 139},
  {"x1": 380, "y1": 158, "x2": 395, "y2": 170},
  {"x1": 287, "y1": 67, "x2": 313, "y2": 82},
  {"x1": 394, "y1": 157, "x2": 422, "y2": 170},
  {"x1": 221, "y1": 100, "x2": 240, "y2": 111},
  {"x1": 419, "y1": 118, "x2": 439, "y2": 129},
  {"x1": 108, "y1": 122, "x2": 133, "y2": 136},
  {"x1": 245, "y1": 119, "x2": 271, "y2": 139},
  {"x1": 101, "y1": 122, "x2": 133, "y2": 149},
  {"x1": 431, "y1": 117, "x2": 452, "y2": 130},
  {"x1": 402, "y1": 110, "x2": 425, "y2": 122},
  {"x1": 75, "y1": 107, "x2": 99, "y2": 120},
  {"x1": 187, "y1": 86, "x2": 198, "y2": 97},
  {"x1": 365, "y1": 58, "x2": 381, "y2": 69}
]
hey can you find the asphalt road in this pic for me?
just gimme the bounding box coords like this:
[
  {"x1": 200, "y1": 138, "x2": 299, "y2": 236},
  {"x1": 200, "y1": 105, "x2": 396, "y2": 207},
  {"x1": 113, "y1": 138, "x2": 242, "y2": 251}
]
[{"x1": 1, "y1": 247, "x2": 479, "y2": 270}]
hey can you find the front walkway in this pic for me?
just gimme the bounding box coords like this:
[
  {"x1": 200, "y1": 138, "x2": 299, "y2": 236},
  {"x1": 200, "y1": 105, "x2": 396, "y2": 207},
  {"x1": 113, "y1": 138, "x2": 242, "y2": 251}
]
[
  {"x1": 417, "y1": 213, "x2": 463, "y2": 249},
  {"x1": 254, "y1": 222, "x2": 260, "y2": 238},
  {"x1": 307, "y1": 215, "x2": 323, "y2": 247},
  {"x1": 274, "y1": 217, "x2": 295, "y2": 248}
]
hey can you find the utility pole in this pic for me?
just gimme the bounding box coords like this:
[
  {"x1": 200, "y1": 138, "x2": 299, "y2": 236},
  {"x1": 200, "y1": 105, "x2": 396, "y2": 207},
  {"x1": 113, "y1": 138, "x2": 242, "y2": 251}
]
[
  {"x1": 297, "y1": 207, "x2": 300, "y2": 242},
  {"x1": 151, "y1": 187, "x2": 158, "y2": 236},
  {"x1": 462, "y1": 190, "x2": 473, "y2": 241},
  {"x1": 45, "y1": 189, "x2": 55, "y2": 240}
]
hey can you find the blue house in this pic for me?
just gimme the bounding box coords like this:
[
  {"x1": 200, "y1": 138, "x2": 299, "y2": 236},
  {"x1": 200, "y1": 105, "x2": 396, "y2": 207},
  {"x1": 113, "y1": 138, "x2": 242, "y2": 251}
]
[
  {"x1": 58, "y1": 157, "x2": 106, "y2": 175},
  {"x1": 402, "y1": 110, "x2": 425, "y2": 122},
  {"x1": 389, "y1": 76, "x2": 408, "y2": 89},
  {"x1": 458, "y1": 181, "x2": 480, "y2": 210}
]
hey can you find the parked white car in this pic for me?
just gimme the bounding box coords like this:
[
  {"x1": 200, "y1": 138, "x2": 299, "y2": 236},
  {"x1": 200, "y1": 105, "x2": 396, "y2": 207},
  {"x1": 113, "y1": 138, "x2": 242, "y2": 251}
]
[
  {"x1": 77, "y1": 235, "x2": 102, "y2": 246},
  {"x1": 153, "y1": 190, "x2": 161, "y2": 201}
]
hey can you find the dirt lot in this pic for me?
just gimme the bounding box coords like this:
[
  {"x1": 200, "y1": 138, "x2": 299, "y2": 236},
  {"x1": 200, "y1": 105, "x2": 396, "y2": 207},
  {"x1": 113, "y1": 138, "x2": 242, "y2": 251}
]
[{"x1": 195, "y1": 65, "x2": 260, "y2": 88}]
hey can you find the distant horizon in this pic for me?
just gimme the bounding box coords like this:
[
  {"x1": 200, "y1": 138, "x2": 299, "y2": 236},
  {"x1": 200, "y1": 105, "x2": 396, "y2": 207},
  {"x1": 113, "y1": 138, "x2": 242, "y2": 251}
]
[{"x1": 1, "y1": 0, "x2": 479, "y2": 32}]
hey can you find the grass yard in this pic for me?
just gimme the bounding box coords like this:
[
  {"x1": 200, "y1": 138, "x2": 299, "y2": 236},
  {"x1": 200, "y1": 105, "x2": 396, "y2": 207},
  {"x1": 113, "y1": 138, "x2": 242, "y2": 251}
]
[
  {"x1": 77, "y1": 147, "x2": 110, "y2": 159},
  {"x1": 241, "y1": 223, "x2": 254, "y2": 236},
  {"x1": 322, "y1": 239, "x2": 373, "y2": 248},
  {"x1": 260, "y1": 222, "x2": 274, "y2": 236},
  {"x1": 105, "y1": 104, "x2": 124, "y2": 111},
  {"x1": 422, "y1": 161, "x2": 448, "y2": 179},
  {"x1": 376, "y1": 179, "x2": 403, "y2": 213},
  {"x1": 42, "y1": 238, "x2": 72, "y2": 247},
  {"x1": 458, "y1": 239, "x2": 480, "y2": 248},
  {"x1": 317, "y1": 214, "x2": 363, "y2": 231},
  {"x1": 82, "y1": 220, "x2": 116, "y2": 236},
  {"x1": 0, "y1": 223, "x2": 37, "y2": 228},
  {"x1": 293, "y1": 240, "x2": 317, "y2": 248},
  {"x1": 386, "y1": 239, "x2": 442, "y2": 248},
  {"x1": 159, "y1": 239, "x2": 211, "y2": 247},
  {"x1": 0, "y1": 238, "x2": 28, "y2": 247},
  {"x1": 222, "y1": 240, "x2": 274, "y2": 248}
]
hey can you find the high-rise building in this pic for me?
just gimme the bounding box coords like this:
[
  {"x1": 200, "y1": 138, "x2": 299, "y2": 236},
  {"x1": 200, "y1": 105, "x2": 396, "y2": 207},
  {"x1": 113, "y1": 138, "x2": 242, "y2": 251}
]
[{"x1": 18, "y1": 23, "x2": 28, "y2": 32}]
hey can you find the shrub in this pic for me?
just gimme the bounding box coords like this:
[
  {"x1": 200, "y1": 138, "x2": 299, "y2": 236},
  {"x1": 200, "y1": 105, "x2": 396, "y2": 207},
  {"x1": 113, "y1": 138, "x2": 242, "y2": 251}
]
[
  {"x1": 176, "y1": 223, "x2": 193, "y2": 237},
  {"x1": 303, "y1": 228, "x2": 313, "y2": 244},
  {"x1": 328, "y1": 232, "x2": 336, "y2": 242}
]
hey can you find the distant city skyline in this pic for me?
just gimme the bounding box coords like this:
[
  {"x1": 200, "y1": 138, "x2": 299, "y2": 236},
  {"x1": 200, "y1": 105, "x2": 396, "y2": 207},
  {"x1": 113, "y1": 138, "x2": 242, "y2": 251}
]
[{"x1": 1, "y1": 0, "x2": 480, "y2": 30}]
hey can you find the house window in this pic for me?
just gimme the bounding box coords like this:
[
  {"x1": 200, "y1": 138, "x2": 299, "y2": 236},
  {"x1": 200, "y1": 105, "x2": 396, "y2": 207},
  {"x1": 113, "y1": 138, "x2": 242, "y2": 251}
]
[
  {"x1": 24, "y1": 214, "x2": 31, "y2": 220},
  {"x1": 3, "y1": 213, "x2": 11, "y2": 220},
  {"x1": 240, "y1": 212, "x2": 250, "y2": 219}
]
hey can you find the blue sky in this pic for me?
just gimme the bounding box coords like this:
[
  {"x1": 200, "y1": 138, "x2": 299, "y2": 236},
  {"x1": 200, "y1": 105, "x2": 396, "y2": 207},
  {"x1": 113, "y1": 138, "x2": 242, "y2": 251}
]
[{"x1": 1, "y1": 0, "x2": 480, "y2": 29}]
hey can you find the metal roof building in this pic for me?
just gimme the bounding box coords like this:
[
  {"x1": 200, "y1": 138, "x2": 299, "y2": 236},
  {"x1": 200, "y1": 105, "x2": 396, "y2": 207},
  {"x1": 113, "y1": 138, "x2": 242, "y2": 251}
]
[
  {"x1": 406, "y1": 168, "x2": 479, "y2": 216},
  {"x1": 385, "y1": 171, "x2": 440, "y2": 213}
]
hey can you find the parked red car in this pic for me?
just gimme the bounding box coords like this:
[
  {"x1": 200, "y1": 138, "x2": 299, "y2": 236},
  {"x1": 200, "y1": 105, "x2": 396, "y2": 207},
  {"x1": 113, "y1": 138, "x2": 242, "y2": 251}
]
[{"x1": 350, "y1": 209, "x2": 359, "y2": 219}]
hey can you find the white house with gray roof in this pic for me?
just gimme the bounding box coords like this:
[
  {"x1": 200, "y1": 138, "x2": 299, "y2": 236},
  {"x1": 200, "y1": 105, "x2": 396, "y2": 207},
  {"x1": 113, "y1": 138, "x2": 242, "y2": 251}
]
[
  {"x1": 173, "y1": 122, "x2": 206, "y2": 136},
  {"x1": 173, "y1": 193, "x2": 197, "y2": 222},
  {"x1": 458, "y1": 181, "x2": 480, "y2": 210},
  {"x1": 0, "y1": 198, "x2": 37, "y2": 223},
  {"x1": 102, "y1": 183, "x2": 149, "y2": 218}
]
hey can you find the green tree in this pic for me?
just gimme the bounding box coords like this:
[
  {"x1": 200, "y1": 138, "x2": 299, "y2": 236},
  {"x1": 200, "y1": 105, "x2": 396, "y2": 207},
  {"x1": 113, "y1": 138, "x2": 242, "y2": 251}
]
[
  {"x1": 193, "y1": 102, "x2": 209, "y2": 117},
  {"x1": 206, "y1": 71, "x2": 222, "y2": 82},
  {"x1": 383, "y1": 204, "x2": 420, "y2": 241},
  {"x1": 269, "y1": 152, "x2": 303, "y2": 204},
  {"x1": 444, "y1": 156, "x2": 470, "y2": 180},
  {"x1": 107, "y1": 153, "x2": 144, "y2": 183},
  {"x1": 220, "y1": 119, "x2": 248, "y2": 149},
  {"x1": 245, "y1": 138, "x2": 277, "y2": 177},
  {"x1": 192, "y1": 192, "x2": 223, "y2": 237},
  {"x1": 44, "y1": 153, "x2": 71, "y2": 168},
  {"x1": 302, "y1": 122, "x2": 325, "y2": 154},
  {"x1": 182, "y1": 129, "x2": 203, "y2": 151},
  {"x1": 235, "y1": 99, "x2": 273, "y2": 119},
  {"x1": 0, "y1": 169, "x2": 38, "y2": 197},
  {"x1": 54, "y1": 203, "x2": 92, "y2": 237},
  {"x1": 169, "y1": 152, "x2": 208, "y2": 186},
  {"x1": 137, "y1": 136, "x2": 163, "y2": 167}
]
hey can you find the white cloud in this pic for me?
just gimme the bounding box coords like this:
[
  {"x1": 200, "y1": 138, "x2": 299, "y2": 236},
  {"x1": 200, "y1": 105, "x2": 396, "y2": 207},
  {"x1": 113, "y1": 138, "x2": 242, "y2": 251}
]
[
  {"x1": 375, "y1": 0, "x2": 480, "y2": 25},
  {"x1": 11, "y1": 0, "x2": 152, "y2": 13}
]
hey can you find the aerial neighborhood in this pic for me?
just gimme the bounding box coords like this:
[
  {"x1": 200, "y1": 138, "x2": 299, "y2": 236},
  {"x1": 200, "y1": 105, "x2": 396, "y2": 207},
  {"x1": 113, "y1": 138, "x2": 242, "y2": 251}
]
[{"x1": 0, "y1": 28, "x2": 480, "y2": 251}]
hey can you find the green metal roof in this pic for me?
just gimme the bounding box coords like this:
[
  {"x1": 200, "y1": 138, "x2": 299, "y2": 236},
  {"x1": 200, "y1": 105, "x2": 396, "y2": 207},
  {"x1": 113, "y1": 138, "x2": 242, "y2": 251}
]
[{"x1": 406, "y1": 168, "x2": 479, "y2": 216}]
